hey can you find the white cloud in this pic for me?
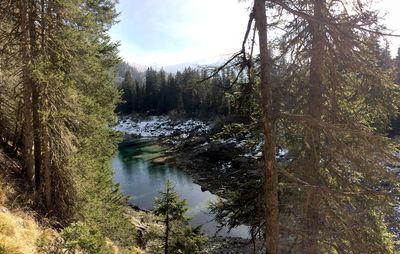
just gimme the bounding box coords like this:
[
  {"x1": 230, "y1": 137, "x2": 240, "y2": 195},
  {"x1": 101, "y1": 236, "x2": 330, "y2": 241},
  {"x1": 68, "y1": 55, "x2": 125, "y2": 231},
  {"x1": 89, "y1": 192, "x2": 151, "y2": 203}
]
[
  {"x1": 112, "y1": 0, "x2": 250, "y2": 66},
  {"x1": 112, "y1": 0, "x2": 400, "y2": 66},
  {"x1": 377, "y1": 0, "x2": 400, "y2": 56}
]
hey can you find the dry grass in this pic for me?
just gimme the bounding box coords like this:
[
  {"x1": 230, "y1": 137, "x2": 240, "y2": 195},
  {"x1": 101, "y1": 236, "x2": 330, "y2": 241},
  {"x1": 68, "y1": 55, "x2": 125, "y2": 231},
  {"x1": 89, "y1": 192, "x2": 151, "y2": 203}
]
[
  {"x1": 0, "y1": 148, "x2": 142, "y2": 253},
  {"x1": 105, "y1": 239, "x2": 145, "y2": 254},
  {"x1": 0, "y1": 149, "x2": 56, "y2": 253},
  {"x1": 0, "y1": 177, "x2": 11, "y2": 205},
  {"x1": 0, "y1": 151, "x2": 19, "y2": 207},
  {"x1": 130, "y1": 246, "x2": 146, "y2": 254},
  {"x1": 0, "y1": 207, "x2": 56, "y2": 254}
]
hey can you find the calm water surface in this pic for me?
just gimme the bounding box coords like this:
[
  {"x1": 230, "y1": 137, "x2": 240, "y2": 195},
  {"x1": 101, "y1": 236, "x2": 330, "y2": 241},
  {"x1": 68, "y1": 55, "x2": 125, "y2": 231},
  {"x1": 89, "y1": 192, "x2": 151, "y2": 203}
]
[{"x1": 112, "y1": 138, "x2": 249, "y2": 238}]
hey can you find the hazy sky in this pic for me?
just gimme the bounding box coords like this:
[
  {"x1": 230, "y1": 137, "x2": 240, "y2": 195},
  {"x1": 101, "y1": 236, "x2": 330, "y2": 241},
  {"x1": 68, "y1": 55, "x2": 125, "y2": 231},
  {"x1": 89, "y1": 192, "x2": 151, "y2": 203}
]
[{"x1": 109, "y1": 0, "x2": 400, "y2": 67}]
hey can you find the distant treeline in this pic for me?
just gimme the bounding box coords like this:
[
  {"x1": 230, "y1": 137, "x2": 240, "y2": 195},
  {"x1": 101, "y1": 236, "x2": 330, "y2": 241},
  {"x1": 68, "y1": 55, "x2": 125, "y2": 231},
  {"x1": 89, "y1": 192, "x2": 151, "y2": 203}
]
[
  {"x1": 115, "y1": 43, "x2": 400, "y2": 124},
  {"x1": 115, "y1": 62, "x2": 238, "y2": 117}
]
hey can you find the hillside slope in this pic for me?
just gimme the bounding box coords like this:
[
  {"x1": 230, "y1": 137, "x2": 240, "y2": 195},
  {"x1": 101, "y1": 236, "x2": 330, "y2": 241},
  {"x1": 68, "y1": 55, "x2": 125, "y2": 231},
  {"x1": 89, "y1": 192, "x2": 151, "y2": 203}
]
[{"x1": 0, "y1": 148, "x2": 56, "y2": 253}]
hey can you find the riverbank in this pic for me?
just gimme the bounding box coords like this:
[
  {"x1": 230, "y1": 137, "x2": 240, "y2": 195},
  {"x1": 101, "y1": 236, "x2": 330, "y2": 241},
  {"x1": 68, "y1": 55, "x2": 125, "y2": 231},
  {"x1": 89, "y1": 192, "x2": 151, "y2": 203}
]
[
  {"x1": 113, "y1": 115, "x2": 264, "y2": 198},
  {"x1": 162, "y1": 136, "x2": 263, "y2": 198},
  {"x1": 113, "y1": 137, "x2": 250, "y2": 237},
  {"x1": 113, "y1": 116, "x2": 264, "y2": 252},
  {"x1": 126, "y1": 204, "x2": 263, "y2": 253}
]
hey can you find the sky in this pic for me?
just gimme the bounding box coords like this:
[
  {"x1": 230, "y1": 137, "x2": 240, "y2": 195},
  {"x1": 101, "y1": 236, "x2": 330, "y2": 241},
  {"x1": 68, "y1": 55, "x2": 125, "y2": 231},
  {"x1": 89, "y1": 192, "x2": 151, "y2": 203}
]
[{"x1": 109, "y1": 0, "x2": 400, "y2": 67}]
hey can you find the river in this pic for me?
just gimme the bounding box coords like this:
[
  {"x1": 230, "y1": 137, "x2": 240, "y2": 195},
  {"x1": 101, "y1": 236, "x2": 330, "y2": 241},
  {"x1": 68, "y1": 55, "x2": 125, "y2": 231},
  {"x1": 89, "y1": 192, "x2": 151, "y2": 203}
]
[{"x1": 112, "y1": 138, "x2": 249, "y2": 238}]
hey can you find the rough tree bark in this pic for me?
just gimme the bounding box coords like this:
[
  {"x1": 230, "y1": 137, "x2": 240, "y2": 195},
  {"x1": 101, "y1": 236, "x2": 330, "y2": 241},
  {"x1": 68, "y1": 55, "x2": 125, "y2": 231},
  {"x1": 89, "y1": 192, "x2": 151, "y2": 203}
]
[
  {"x1": 19, "y1": 0, "x2": 35, "y2": 189},
  {"x1": 43, "y1": 124, "x2": 51, "y2": 209},
  {"x1": 302, "y1": 0, "x2": 325, "y2": 252},
  {"x1": 254, "y1": 0, "x2": 279, "y2": 253},
  {"x1": 164, "y1": 186, "x2": 170, "y2": 254},
  {"x1": 28, "y1": 1, "x2": 43, "y2": 192},
  {"x1": 41, "y1": 0, "x2": 52, "y2": 211}
]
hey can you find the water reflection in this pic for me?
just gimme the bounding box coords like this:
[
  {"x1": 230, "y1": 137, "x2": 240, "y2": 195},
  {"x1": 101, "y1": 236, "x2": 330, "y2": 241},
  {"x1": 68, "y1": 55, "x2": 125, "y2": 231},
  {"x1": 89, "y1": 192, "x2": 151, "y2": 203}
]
[{"x1": 112, "y1": 138, "x2": 249, "y2": 238}]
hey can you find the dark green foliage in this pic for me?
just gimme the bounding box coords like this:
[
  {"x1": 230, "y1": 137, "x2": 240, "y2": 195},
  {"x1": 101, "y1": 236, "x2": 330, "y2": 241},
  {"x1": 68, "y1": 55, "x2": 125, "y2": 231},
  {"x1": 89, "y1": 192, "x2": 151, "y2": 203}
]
[
  {"x1": 61, "y1": 222, "x2": 111, "y2": 254},
  {"x1": 144, "y1": 68, "x2": 160, "y2": 112},
  {"x1": 154, "y1": 180, "x2": 206, "y2": 253},
  {"x1": 388, "y1": 48, "x2": 400, "y2": 136},
  {"x1": 0, "y1": 0, "x2": 136, "y2": 250},
  {"x1": 68, "y1": 128, "x2": 136, "y2": 247},
  {"x1": 395, "y1": 47, "x2": 400, "y2": 85},
  {"x1": 210, "y1": 2, "x2": 400, "y2": 251},
  {"x1": 155, "y1": 180, "x2": 188, "y2": 223},
  {"x1": 210, "y1": 180, "x2": 264, "y2": 240},
  {"x1": 115, "y1": 66, "x2": 236, "y2": 117},
  {"x1": 115, "y1": 61, "x2": 145, "y2": 84},
  {"x1": 170, "y1": 224, "x2": 207, "y2": 254},
  {"x1": 117, "y1": 71, "x2": 137, "y2": 114},
  {"x1": 49, "y1": 0, "x2": 136, "y2": 248}
]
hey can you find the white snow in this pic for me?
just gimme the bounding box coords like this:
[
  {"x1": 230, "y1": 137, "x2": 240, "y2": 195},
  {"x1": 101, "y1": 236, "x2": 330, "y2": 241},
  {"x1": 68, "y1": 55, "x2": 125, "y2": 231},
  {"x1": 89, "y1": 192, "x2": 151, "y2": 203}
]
[
  {"x1": 242, "y1": 139, "x2": 288, "y2": 160},
  {"x1": 113, "y1": 116, "x2": 210, "y2": 137},
  {"x1": 243, "y1": 139, "x2": 264, "y2": 159},
  {"x1": 220, "y1": 161, "x2": 233, "y2": 173},
  {"x1": 219, "y1": 138, "x2": 238, "y2": 144},
  {"x1": 199, "y1": 142, "x2": 209, "y2": 147}
]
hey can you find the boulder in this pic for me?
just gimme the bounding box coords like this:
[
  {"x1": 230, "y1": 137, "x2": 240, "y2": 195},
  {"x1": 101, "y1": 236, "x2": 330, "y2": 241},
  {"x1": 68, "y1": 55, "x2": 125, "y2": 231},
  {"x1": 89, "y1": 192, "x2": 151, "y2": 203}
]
[{"x1": 196, "y1": 142, "x2": 239, "y2": 162}]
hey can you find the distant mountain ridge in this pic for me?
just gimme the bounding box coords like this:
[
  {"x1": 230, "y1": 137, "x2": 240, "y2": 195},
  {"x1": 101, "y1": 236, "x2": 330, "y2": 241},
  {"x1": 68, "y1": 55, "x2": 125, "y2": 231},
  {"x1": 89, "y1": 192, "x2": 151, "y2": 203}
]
[
  {"x1": 115, "y1": 62, "x2": 146, "y2": 85},
  {"x1": 122, "y1": 60, "x2": 221, "y2": 74}
]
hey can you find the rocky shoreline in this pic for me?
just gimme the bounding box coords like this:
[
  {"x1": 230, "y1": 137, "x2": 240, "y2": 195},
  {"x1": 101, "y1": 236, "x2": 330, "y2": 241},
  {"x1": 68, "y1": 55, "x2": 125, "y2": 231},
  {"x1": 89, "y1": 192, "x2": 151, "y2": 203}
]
[
  {"x1": 161, "y1": 135, "x2": 263, "y2": 198},
  {"x1": 115, "y1": 116, "x2": 265, "y2": 252},
  {"x1": 115, "y1": 115, "x2": 263, "y2": 198},
  {"x1": 126, "y1": 205, "x2": 264, "y2": 254}
]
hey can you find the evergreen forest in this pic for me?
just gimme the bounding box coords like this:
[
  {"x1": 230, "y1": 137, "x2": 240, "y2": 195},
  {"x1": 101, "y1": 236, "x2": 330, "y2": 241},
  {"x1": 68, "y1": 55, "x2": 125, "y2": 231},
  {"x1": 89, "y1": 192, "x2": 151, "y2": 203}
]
[{"x1": 0, "y1": 0, "x2": 399, "y2": 253}]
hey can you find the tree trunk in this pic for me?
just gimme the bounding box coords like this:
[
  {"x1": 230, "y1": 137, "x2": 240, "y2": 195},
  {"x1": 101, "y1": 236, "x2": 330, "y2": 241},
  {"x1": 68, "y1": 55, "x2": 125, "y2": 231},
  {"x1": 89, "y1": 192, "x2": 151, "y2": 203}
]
[
  {"x1": 28, "y1": 2, "x2": 42, "y2": 192},
  {"x1": 41, "y1": 0, "x2": 52, "y2": 211},
  {"x1": 302, "y1": 0, "x2": 325, "y2": 253},
  {"x1": 165, "y1": 214, "x2": 169, "y2": 254},
  {"x1": 165, "y1": 185, "x2": 169, "y2": 254},
  {"x1": 254, "y1": 0, "x2": 279, "y2": 253},
  {"x1": 43, "y1": 124, "x2": 52, "y2": 209},
  {"x1": 12, "y1": 101, "x2": 22, "y2": 153},
  {"x1": 19, "y1": 0, "x2": 35, "y2": 189},
  {"x1": 0, "y1": 69, "x2": 3, "y2": 144}
]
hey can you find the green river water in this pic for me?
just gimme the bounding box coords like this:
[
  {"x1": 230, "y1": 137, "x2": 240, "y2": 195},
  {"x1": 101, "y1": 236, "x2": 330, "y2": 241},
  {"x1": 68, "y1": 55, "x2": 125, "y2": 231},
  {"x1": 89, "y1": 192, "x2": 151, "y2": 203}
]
[{"x1": 112, "y1": 138, "x2": 249, "y2": 238}]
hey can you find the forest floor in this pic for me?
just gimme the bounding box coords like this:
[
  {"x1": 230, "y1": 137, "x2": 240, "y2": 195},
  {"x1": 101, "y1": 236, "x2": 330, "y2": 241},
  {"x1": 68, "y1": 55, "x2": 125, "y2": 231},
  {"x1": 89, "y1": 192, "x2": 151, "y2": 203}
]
[
  {"x1": 127, "y1": 204, "x2": 264, "y2": 253},
  {"x1": 0, "y1": 146, "x2": 58, "y2": 253},
  {"x1": 0, "y1": 141, "x2": 262, "y2": 253},
  {"x1": 0, "y1": 146, "x2": 143, "y2": 253}
]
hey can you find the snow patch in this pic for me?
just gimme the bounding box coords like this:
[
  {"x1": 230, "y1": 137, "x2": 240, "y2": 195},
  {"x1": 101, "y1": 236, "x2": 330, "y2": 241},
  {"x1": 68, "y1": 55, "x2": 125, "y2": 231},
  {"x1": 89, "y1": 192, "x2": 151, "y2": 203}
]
[
  {"x1": 113, "y1": 116, "x2": 210, "y2": 137},
  {"x1": 244, "y1": 139, "x2": 264, "y2": 159},
  {"x1": 219, "y1": 162, "x2": 233, "y2": 173}
]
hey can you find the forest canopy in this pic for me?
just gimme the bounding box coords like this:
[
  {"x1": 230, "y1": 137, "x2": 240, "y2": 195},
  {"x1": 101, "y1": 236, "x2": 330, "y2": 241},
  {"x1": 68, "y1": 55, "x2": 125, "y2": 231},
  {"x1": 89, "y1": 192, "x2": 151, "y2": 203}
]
[{"x1": 0, "y1": 0, "x2": 399, "y2": 253}]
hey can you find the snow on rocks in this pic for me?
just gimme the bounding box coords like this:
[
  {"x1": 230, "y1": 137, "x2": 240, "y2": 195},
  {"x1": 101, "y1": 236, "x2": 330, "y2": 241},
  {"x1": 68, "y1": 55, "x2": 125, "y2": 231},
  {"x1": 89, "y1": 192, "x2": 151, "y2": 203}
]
[
  {"x1": 113, "y1": 116, "x2": 210, "y2": 137},
  {"x1": 219, "y1": 162, "x2": 233, "y2": 173},
  {"x1": 243, "y1": 139, "x2": 264, "y2": 159}
]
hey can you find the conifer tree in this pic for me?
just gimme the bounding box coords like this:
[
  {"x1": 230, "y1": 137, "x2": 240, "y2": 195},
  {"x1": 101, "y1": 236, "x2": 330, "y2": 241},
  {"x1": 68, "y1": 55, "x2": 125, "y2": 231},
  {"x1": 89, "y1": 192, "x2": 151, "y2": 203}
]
[
  {"x1": 0, "y1": 0, "x2": 136, "y2": 250},
  {"x1": 144, "y1": 67, "x2": 159, "y2": 111},
  {"x1": 155, "y1": 180, "x2": 188, "y2": 254},
  {"x1": 253, "y1": 0, "x2": 279, "y2": 252},
  {"x1": 118, "y1": 71, "x2": 136, "y2": 114},
  {"x1": 17, "y1": 0, "x2": 35, "y2": 189},
  {"x1": 270, "y1": 0, "x2": 399, "y2": 252},
  {"x1": 395, "y1": 48, "x2": 400, "y2": 84},
  {"x1": 210, "y1": 1, "x2": 399, "y2": 253}
]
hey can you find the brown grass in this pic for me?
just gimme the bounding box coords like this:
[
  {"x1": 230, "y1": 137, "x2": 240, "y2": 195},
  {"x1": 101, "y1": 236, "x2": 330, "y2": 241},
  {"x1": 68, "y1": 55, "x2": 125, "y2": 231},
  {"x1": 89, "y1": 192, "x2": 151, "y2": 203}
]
[
  {"x1": 0, "y1": 207, "x2": 56, "y2": 254},
  {"x1": 0, "y1": 152, "x2": 19, "y2": 206},
  {"x1": 0, "y1": 149, "x2": 56, "y2": 253},
  {"x1": 0, "y1": 148, "x2": 142, "y2": 253}
]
